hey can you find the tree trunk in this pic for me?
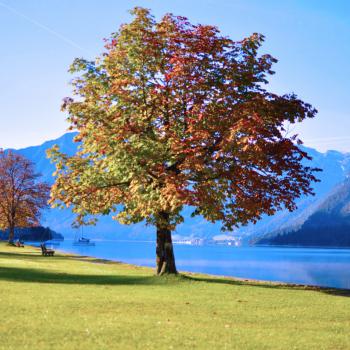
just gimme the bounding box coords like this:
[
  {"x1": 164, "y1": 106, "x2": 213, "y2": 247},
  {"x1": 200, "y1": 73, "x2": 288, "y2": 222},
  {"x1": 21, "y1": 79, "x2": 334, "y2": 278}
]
[
  {"x1": 8, "y1": 225, "x2": 15, "y2": 244},
  {"x1": 156, "y1": 212, "x2": 177, "y2": 275}
]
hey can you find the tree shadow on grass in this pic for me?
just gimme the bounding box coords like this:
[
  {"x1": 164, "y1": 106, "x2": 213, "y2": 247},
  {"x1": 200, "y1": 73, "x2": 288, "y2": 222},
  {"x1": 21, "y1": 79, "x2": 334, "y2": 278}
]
[
  {"x1": 0, "y1": 251, "x2": 78, "y2": 260},
  {"x1": 0, "y1": 266, "x2": 157, "y2": 285},
  {"x1": 1, "y1": 250, "x2": 348, "y2": 296},
  {"x1": 182, "y1": 275, "x2": 350, "y2": 297},
  {"x1": 0, "y1": 252, "x2": 145, "y2": 272}
]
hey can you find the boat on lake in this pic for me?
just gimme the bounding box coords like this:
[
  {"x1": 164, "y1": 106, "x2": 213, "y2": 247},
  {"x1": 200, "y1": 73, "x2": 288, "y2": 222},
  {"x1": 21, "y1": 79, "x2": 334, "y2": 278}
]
[
  {"x1": 73, "y1": 237, "x2": 95, "y2": 246},
  {"x1": 73, "y1": 227, "x2": 95, "y2": 246}
]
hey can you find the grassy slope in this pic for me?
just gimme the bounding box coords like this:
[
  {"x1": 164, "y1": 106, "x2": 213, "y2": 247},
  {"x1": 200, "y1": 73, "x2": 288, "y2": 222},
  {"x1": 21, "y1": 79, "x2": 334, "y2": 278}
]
[{"x1": 0, "y1": 243, "x2": 349, "y2": 350}]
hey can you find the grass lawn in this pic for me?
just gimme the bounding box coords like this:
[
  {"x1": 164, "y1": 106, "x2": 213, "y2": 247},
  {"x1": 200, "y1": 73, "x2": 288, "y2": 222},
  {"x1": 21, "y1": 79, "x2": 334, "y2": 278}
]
[{"x1": 0, "y1": 242, "x2": 349, "y2": 349}]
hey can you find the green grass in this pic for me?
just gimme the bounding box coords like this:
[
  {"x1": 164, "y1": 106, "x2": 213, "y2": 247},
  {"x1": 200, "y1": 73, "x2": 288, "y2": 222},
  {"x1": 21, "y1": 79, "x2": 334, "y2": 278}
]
[{"x1": 0, "y1": 243, "x2": 349, "y2": 350}]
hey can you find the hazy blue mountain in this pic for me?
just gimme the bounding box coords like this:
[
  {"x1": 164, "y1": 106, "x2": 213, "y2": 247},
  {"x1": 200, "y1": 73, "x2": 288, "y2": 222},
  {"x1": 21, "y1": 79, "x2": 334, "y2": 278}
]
[
  {"x1": 256, "y1": 178, "x2": 350, "y2": 247},
  {"x1": 12, "y1": 132, "x2": 78, "y2": 184},
  {"x1": 9, "y1": 133, "x2": 350, "y2": 243},
  {"x1": 242, "y1": 148, "x2": 350, "y2": 243}
]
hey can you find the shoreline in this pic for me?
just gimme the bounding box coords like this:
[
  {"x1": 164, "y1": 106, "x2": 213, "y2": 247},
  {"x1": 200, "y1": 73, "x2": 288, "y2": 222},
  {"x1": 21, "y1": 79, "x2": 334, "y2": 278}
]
[
  {"x1": 46, "y1": 243, "x2": 350, "y2": 293},
  {"x1": 2, "y1": 240, "x2": 350, "y2": 293}
]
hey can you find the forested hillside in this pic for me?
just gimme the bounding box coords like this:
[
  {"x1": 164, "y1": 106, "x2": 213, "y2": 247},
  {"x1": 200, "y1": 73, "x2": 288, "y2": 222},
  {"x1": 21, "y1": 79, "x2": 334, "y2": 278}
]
[{"x1": 257, "y1": 179, "x2": 350, "y2": 247}]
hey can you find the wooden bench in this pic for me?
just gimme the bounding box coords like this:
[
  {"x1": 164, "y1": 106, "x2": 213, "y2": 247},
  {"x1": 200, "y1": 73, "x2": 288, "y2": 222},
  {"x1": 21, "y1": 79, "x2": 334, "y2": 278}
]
[{"x1": 40, "y1": 244, "x2": 55, "y2": 256}]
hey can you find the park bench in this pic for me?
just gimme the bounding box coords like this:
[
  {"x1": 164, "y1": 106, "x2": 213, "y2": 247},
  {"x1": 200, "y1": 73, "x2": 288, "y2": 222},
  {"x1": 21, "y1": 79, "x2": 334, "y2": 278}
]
[{"x1": 40, "y1": 244, "x2": 55, "y2": 256}]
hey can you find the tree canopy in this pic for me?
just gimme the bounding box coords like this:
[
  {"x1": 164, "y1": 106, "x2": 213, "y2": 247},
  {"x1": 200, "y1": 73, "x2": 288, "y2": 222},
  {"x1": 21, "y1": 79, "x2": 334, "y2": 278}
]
[
  {"x1": 0, "y1": 150, "x2": 50, "y2": 243},
  {"x1": 48, "y1": 7, "x2": 319, "y2": 273}
]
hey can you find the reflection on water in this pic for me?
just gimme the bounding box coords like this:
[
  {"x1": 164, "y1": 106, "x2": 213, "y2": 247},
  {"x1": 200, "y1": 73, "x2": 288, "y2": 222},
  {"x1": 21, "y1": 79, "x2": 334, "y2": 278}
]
[{"x1": 57, "y1": 240, "x2": 350, "y2": 289}]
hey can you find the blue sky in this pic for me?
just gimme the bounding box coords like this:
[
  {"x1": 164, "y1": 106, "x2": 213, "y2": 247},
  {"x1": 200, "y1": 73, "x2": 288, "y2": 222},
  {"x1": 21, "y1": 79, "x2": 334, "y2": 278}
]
[{"x1": 0, "y1": 0, "x2": 349, "y2": 152}]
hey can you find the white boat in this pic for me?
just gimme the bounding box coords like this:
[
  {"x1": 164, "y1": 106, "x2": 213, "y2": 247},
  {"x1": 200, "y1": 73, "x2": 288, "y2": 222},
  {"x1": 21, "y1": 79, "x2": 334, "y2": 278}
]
[
  {"x1": 73, "y1": 227, "x2": 95, "y2": 246},
  {"x1": 73, "y1": 237, "x2": 95, "y2": 246}
]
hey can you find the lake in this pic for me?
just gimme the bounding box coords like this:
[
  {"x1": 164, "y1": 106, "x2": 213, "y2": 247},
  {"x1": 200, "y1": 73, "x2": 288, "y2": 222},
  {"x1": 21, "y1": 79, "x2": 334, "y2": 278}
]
[{"x1": 53, "y1": 240, "x2": 350, "y2": 289}]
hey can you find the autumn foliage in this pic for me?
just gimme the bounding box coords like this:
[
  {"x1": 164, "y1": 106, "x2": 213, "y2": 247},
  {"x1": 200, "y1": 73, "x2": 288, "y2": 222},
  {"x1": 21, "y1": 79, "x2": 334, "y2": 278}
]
[
  {"x1": 49, "y1": 8, "x2": 319, "y2": 274},
  {"x1": 0, "y1": 150, "x2": 50, "y2": 243}
]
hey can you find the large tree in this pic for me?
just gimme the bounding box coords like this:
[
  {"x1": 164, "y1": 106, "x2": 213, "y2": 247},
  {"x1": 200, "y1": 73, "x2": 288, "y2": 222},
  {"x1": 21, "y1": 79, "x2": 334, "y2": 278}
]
[
  {"x1": 48, "y1": 8, "x2": 319, "y2": 274},
  {"x1": 0, "y1": 150, "x2": 50, "y2": 243}
]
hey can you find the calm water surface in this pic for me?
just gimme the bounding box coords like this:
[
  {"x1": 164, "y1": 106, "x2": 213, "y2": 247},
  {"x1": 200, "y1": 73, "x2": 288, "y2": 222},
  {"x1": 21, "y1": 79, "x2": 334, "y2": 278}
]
[{"x1": 54, "y1": 240, "x2": 350, "y2": 289}]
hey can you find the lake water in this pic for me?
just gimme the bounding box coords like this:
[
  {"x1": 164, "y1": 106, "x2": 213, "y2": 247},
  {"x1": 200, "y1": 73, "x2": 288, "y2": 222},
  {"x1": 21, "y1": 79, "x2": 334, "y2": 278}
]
[{"x1": 53, "y1": 240, "x2": 350, "y2": 289}]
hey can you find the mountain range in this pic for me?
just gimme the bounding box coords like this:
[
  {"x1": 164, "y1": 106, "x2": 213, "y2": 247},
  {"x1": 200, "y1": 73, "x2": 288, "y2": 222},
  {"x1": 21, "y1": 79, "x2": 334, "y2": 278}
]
[
  {"x1": 256, "y1": 178, "x2": 350, "y2": 247},
  {"x1": 10, "y1": 132, "x2": 350, "y2": 245}
]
